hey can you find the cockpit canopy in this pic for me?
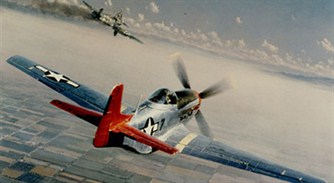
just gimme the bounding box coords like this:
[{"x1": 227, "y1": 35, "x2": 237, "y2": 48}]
[
  {"x1": 148, "y1": 88, "x2": 177, "y2": 105},
  {"x1": 148, "y1": 88, "x2": 199, "y2": 109}
]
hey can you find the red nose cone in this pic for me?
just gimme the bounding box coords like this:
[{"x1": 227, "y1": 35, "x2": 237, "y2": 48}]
[{"x1": 194, "y1": 91, "x2": 202, "y2": 110}]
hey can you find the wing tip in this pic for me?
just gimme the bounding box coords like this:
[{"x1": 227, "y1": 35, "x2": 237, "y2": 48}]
[{"x1": 6, "y1": 55, "x2": 24, "y2": 64}]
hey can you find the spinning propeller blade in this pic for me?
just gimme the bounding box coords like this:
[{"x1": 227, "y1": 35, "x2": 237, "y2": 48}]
[
  {"x1": 173, "y1": 57, "x2": 232, "y2": 139},
  {"x1": 199, "y1": 79, "x2": 231, "y2": 99},
  {"x1": 195, "y1": 110, "x2": 213, "y2": 139},
  {"x1": 173, "y1": 57, "x2": 191, "y2": 89}
]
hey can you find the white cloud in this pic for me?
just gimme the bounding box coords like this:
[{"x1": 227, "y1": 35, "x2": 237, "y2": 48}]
[
  {"x1": 149, "y1": 2, "x2": 159, "y2": 14},
  {"x1": 208, "y1": 31, "x2": 219, "y2": 40},
  {"x1": 123, "y1": 15, "x2": 330, "y2": 78},
  {"x1": 181, "y1": 29, "x2": 186, "y2": 36},
  {"x1": 138, "y1": 13, "x2": 145, "y2": 22},
  {"x1": 134, "y1": 23, "x2": 141, "y2": 28},
  {"x1": 104, "y1": 0, "x2": 112, "y2": 6},
  {"x1": 145, "y1": 22, "x2": 152, "y2": 29},
  {"x1": 319, "y1": 38, "x2": 334, "y2": 53},
  {"x1": 125, "y1": 17, "x2": 134, "y2": 25},
  {"x1": 238, "y1": 39, "x2": 246, "y2": 49},
  {"x1": 262, "y1": 40, "x2": 279, "y2": 53},
  {"x1": 125, "y1": 7, "x2": 130, "y2": 14},
  {"x1": 199, "y1": 33, "x2": 208, "y2": 41},
  {"x1": 235, "y1": 16, "x2": 242, "y2": 24}
]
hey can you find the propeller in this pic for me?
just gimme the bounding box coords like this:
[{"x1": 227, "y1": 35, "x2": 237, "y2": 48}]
[
  {"x1": 195, "y1": 110, "x2": 213, "y2": 139},
  {"x1": 173, "y1": 57, "x2": 191, "y2": 89},
  {"x1": 173, "y1": 57, "x2": 231, "y2": 139},
  {"x1": 199, "y1": 79, "x2": 231, "y2": 99}
]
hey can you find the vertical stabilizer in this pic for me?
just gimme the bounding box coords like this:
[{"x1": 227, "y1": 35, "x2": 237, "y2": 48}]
[{"x1": 93, "y1": 84, "x2": 132, "y2": 147}]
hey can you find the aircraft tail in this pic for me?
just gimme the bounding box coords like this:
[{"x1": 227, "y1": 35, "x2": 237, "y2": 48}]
[
  {"x1": 98, "y1": 8, "x2": 104, "y2": 15},
  {"x1": 93, "y1": 84, "x2": 132, "y2": 147},
  {"x1": 50, "y1": 84, "x2": 132, "y2": 147},
  {"x1": 50, "y1": 84, "x2": 177, "y2": 154}
]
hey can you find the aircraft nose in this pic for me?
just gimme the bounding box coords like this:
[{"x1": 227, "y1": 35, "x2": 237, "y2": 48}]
[{"x1": 194, "y1": 90, "x2": 202, "y2": 110}]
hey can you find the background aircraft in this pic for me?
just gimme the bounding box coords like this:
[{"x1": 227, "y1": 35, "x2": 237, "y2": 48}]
[
  {"x1": 82, "y1": 0, "x2": 112, "y2": 26},
  {"x1": 82, "y1": 1, "x2": 143, "y2": 44},
  {"x1": 112, "y1": 25, "x2": 144, "y2": 44},
  {"x1": 6, "y1": 55, "x2": 325, "y2": 183}
]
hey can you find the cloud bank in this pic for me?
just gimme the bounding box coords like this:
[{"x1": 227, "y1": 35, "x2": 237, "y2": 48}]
[
  {"x1": 3, "y1": 0, "x2": 333, "y2": 79},
  {"x1": 124, "y1": 16, "x2": 332, "y2": 78}
]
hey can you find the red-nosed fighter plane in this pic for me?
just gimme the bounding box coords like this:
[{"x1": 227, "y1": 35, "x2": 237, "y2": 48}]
[{"x1": 6, "y1": 56, "x2": 325, "y2": 183}]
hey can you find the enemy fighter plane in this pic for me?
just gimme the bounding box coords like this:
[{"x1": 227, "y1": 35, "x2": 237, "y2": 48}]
[
  {"x1": 83, "y1": 0, "x2": 113, "y2": 26},
  {"x1": 82, "y1": 1, "x2": 143, "y2": 44},
  {"x1": 6, "y1": 56, "x2": 325, "y2": 183},
  {"x1": 111, "y1": 24, "x2": 144, "y2": 44}
]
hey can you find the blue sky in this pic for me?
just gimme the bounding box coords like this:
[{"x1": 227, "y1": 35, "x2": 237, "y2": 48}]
[
  {"x1": 83, "y1": 0, "x2": 333, "y2": 77},
  {"x1": 6, "y1": 0, "x2": 331, "y2": 77}
]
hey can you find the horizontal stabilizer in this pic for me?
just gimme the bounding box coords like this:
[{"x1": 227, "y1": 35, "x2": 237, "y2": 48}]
[
  {"x1": 50, "y1": 100, "x2": 102, "y2": 126},
  {"x1": 119, "y1": 124, "x2": 178, "y2": 154}
]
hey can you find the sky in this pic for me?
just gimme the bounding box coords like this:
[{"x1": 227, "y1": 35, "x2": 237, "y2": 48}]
[
  {"x1": 0, "y1": 1, "x2": 333, "y2": 181},
  {"x1": 4, "y1": 0, "x2": 333, "y2": 78},
  {"x1": 85, "y1": 0, "x2": 334, "y2": 78}
]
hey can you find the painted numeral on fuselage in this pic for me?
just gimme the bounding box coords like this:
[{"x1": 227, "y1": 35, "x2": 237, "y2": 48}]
[
  {"x1": 140, "y1": 117, "x2": 165, "y2": 136},
  {"x1": 180, "y1": 110, "x2": 193, "y2": 122}
]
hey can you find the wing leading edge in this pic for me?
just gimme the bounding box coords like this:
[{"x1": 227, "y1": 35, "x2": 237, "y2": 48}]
[
  {"x1": 165, "y1": 126, "x2": 325, "y2": 183},
  {"x1": 6, "y1": 55, "x2": 108, "y2": 113}
]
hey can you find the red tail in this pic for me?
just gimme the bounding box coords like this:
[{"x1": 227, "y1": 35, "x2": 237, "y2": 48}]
[
  {"x1": 93, "y1": 84, "x2": 132, "y2": 147},
  {"x1": 51, "y1": 83, "x2": 178, "y2": 154}
]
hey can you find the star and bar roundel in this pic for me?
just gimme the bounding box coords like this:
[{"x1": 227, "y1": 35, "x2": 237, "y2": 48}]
[
  {"x1": 35, "y1": 65, "x2": 79, "y2": 88},
  {"x1": 140, "y1": 117, "x2": 164, "y2": 136}
]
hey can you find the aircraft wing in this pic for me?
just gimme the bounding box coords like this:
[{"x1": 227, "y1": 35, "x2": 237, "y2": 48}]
[
  {"x1": 6, "y1": 56, "x2": 119, "y2": 113},
  {"x1": 118, "y1": 28, "x2": 144, "y2": 44},
  {"x1": 82, "y1": 0, "x2": 95, "y2": 12},
  {"x1": 163, "y1": 125, "x2": 325, "y2": 183},
  {"x1": 127, "y1": 34, "x2": 144, "y2": 44}
]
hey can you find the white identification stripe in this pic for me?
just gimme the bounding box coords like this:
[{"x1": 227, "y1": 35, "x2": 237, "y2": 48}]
[
  {"x1": 35, "y1": 65, "x2": 48, "y2": 72},
  {"x1": 66, "y1": 80, "x2": 79, "y2": 87},
  {"x1": 175, "y1": 133, "x2": 197, "y2": 152}
]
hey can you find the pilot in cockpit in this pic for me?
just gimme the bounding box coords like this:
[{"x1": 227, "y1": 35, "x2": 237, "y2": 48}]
[{"x1": 148, "y1": 88, "x2": 177, "y2": 105}]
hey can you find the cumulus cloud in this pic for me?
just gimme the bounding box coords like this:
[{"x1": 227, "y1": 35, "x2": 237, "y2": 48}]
[
  {"x1": 319, "y1": 38, "x2": 334, "y2": 53},
  {"x1": 13, "y1": 0, "x2": 329, "y2": 78},
  {"x1": 262, "y1": 40, "x2": 279, "y2": 53},
  {"x1": 138, "y1": 13, "x2": 145, "y2": 22},
  {"x1": 208, "y1": 31, "x2": 219, "y2": 40},
  {"x1": 112, "y1": 15, "x2": 333, "y2": 77},
  {"x1": 104, "y1": 0, "x2": 112, "y2": 6},
  {"x1": 125, "y1": 7, "x2": 130, "y2": 14},
  {"x1": 148, "y1": 2, "x2": 159, "y2": 14},
  {"x1": 235, "y1": 16, "x2": 243, "y2": 24},
  {"x1": 238, "y1": 39, "x2": 246, "y2": 49}
]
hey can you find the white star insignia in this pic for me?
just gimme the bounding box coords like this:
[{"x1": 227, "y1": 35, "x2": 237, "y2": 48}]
[
  {"x1": 45, "y1": 71, "x2": 67, "y2": 82},
  {"x1": 141, "y1": 118, "x2": 159, "y2": 136},
  {"x1": 34, "y1": 65, "x2": 79, "y2": 88}
]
